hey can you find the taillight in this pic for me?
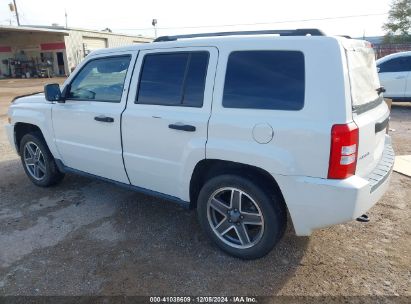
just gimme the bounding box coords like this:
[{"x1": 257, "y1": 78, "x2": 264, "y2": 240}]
[{"x1": 328, "y1": 122, "x2": 359, "y2": 179}]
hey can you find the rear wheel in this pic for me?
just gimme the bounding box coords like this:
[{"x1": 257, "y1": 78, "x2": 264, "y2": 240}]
[
  {"x1": 20, "y1": 133, "x2": 65, "y2": 187},
  {"x1": 197, "y1": 174, "x2": 286, "y2": 259}
]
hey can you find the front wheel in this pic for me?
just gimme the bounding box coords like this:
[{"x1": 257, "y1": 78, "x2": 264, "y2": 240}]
[
  {"x1": 20, "y1": 133, "x2": 65, "y2": 187},
  {"x1": 197, "y1": 174, "x2": 286, "y2": 259}
]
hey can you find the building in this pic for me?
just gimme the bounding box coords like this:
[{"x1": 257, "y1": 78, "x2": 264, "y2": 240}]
[{"x1": 0, "y1": 25, "x2": 152, "y2": 78}]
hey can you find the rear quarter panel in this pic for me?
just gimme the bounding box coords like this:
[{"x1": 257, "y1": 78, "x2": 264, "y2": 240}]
[{"x1": 207, "y1": 37, "x2": 350, "y2": 178}]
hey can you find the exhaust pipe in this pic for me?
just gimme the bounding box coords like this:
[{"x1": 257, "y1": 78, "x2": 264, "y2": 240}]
[{"x1": 356, "y1": 214, "x2": 370, "y2": 222}]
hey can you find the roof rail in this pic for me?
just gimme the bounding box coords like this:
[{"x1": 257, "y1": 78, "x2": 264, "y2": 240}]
[{"x1": 153, "y1": 28, "x2": 325, "y2": 42}]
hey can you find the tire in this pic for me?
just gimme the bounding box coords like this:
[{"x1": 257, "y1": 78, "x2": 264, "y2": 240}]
[
  {"x1": 197, "y1": 174, "x2": 286, "y2": 260},
  {"x1": 19, "y1": 132, "x2": 65, "y2": 187}
]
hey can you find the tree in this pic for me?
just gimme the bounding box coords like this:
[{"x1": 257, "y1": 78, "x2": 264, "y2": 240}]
[{"x1": 383, "y1": 0, "x2": 411, "y2": 43}]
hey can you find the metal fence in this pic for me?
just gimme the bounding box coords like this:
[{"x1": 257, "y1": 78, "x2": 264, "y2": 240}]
[{"x1": 373, "y1": 43, "x2": 411, "y2": 59}]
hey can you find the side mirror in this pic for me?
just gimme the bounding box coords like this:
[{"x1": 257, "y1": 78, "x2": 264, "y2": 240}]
[
  {"x1": 44, "y1": 83, "x2": 64, "y2": 102},
  {"x1": 377, "y1": 66, "x2": 380, "y2": 73}
]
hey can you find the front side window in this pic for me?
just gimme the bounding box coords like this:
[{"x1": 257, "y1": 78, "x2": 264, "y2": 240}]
[
  {"x1": 67, "y1": 56, "x2": 131, "y2": 102},
  {"x1": 136, "y1": 52, "x2": 209, "y2": 107},
  {"x1": 223, "y1": 51, "x2": 305, "y2": 110},
  {"x1": 378, "y1": 56, "x2": 411, "y2": 73}
]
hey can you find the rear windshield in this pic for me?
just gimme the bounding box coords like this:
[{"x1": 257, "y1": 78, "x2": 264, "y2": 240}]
[{"x1": 345, "y1": 45, "x2": 380, "y2": 109}]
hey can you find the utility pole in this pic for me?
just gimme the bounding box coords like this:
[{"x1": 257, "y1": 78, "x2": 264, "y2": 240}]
[
  {"x1": 152, "y1": 19, "x2": 158, "y2": 38},
  {"x1": 65, "y1": 10, "x2": 68, "y2": 28},
  {"x1": 13, "y1": 0, "x2": 20, "y2": 26}
]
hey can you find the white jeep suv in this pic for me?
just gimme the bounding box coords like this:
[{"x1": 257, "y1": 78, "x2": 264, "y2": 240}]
[{"x1": 5, "y1": 29, "x2": 394, "y2": 259}]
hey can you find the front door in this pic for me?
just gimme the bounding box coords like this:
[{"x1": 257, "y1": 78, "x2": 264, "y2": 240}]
[
  {"x1": 378, "y1": 56, "x2": 409, "y2": 98},
  {"x1": 52, "y1": 52, "x2": 137, "y2": 183},
  {"x1": 122, "y1": 47, "x2": 218, "y2": 199},
  {"x1": 403, "y1": 55, "x2": 411, "y2": 98}
]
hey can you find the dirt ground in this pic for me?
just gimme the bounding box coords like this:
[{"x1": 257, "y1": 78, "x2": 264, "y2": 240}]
[{"x1": 0, "y1": 79, "x2": 410, "y2": 298}]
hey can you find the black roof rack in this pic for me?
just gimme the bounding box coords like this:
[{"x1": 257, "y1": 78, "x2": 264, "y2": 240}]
[{"x1": 153, "y1": 28, "x2": 325, "y2": 42}]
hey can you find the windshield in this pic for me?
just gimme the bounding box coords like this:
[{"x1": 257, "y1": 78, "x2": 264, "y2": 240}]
[{"x1": 345, "y1": 44, "x2": 381, "y2": 109}]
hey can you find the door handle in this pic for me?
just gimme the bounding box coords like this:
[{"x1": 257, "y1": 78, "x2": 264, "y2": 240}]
[
  {"x1": 94, "y1": 115, "x2": 114, "y2": 123},
  {"x1": 168, "y1": 123, "x2": 196, "y2": 132},
  {"x1": 395, "y1": 76, "x2": 406, "y2": 79}
]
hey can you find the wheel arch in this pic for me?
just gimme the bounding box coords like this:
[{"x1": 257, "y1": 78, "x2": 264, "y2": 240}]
[
  {"x1": 13, "y1": 121, "x2": 59, "y2": 159},
  {"x1": 14, "y1": 122, "x2": 44, "y2": 154},
  {"x1": 17, "y1": 124, "x2": 65, "y2": 187},
  {"x1": 190, "y1": 159, "x2": 287, "y2": 212}
]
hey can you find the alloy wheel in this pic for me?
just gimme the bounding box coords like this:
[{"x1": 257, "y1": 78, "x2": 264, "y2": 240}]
[
  {"x1": 23, "y1": 141, "x2": 46, "y2": 181},
  {"x1": 207, "y1": 187, "x2": 265, "y2": 249}
]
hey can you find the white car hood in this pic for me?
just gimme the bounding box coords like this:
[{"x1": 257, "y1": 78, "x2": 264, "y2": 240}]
[{"x1": 12, "y1": 93, "x2": 47, "y2": 104}]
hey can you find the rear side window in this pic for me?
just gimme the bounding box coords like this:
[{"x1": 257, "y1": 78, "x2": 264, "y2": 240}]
[
  {"x1": 223, "y1": 51, "x2": 305, "y2": 110},
  {"x1": 136, "y1": 52, "x2": 209, "y2": 107},
  {"x1": 378, "y1": 56, "x2": 411, "y2": 73}
]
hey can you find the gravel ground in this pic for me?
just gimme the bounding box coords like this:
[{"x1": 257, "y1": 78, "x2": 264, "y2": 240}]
[{"x1": 0, "y1": 79, "x2": 410, "y2": 298}]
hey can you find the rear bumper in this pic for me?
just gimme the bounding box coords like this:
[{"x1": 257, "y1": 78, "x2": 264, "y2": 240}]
[{"x1": 275, "y1": 135, "x2": 394, "y2": 236}]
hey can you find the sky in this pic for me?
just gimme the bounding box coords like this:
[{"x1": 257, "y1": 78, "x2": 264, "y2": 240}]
[{"x1": 0, "y1": 0, "x2": 393, "y2": 38}]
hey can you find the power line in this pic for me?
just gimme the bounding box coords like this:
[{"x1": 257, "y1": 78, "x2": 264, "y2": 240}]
[{"x1": 113, "y1": 12, "x2": 388, "y2": 31}]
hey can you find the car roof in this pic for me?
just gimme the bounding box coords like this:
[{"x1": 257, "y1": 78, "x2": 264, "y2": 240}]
[
  {"x1": 376, "y1": 51, "x2": 411, "y2": 64},
  {"x1": 89, "y1": 33, "x2": 346, "y2": 57}
]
